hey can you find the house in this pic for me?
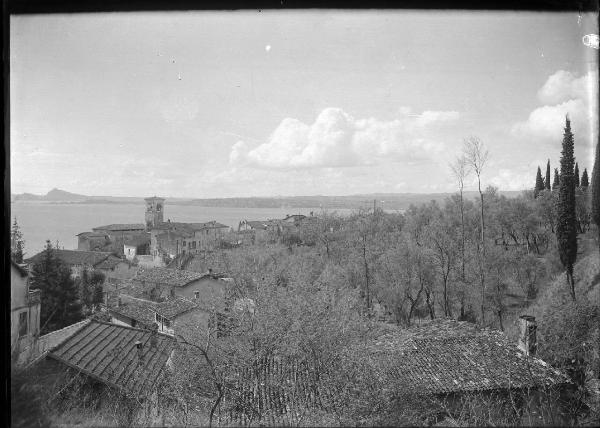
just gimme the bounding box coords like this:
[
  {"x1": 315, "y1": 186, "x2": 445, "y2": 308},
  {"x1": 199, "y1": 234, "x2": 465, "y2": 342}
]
[
  {"x1": 129, "y1": 267, "x2": 231, "y2": 304},
  {"x1": 10, "y1": 261, "x2": 41, "y2": 363},
  {"x1": 46, "y1": 320, "x2": 175, "y2": 398},
  {"x1": 78, "y1": 224, "x2": 147, "y2": 255},
  {"x1": 25, "y1": 249, "x2": 137, "y2": 281},
  {"x1": 153, "y1": 297, "x2": 200, "y2": 336},
  {"x1": 109, "y1": 295, "x2": 158, "y2": 329},
  {"x1": 366, "y1": 317, "x2": 571, "y2": 424},
  {"x1": 124, "y1": 233, "x2": 151, "y2": 261},
  {"x1": 150, "y1": 221, "x2": 229, "y2": 260}
]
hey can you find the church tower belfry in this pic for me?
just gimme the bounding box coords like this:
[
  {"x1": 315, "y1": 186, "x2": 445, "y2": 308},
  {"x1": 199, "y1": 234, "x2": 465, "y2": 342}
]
[{"x1": 144, "y1": 196, "x2": 165, "y2": 230}]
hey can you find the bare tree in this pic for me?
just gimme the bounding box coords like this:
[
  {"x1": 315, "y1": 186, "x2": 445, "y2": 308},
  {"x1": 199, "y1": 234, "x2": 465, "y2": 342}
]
[
  {"x1": 450, "y1": 155, "x2": 470, "y2": 318},
  {"x1": 463, "y1": 136, "x2": 489, "y2": 324}
]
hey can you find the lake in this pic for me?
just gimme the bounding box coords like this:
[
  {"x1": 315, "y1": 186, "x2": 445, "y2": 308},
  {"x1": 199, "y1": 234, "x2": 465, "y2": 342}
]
[{"x1": 10, "y1": 202, "x2": 356, "y2": 255}]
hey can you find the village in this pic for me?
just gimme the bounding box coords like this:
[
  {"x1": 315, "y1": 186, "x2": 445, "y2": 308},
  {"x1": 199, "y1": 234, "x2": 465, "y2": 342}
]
[
  {"x1": 11, "y1": 162, "x2": 600, "y2": 426},
  {"x1": 9, "y1": 8, "x2": 600, "y2": 428}
]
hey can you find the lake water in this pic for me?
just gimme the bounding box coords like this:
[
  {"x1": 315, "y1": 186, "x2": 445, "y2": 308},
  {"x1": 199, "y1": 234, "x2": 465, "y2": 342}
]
[{"x1": 10, "y1": 202, "x2": 355, "y2": 255}]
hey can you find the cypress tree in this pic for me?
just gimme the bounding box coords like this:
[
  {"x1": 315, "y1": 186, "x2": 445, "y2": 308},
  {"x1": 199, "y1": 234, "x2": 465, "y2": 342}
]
[
  {"x1": 592, "y1": 140, "x2": 600, "y2": 253},
  {"x1": 30, "y1": 240, "x2": 83, "y2": 333},
  {"x1": 581, "y1": 168, "x2": 589, "y2": 188},
  {"x1": 10, "y1": 218, "x2": 25, "y2": 264},
  {"x1": 575, "y1": 162, "x2": 580, "y2": 187},
  {"x1": 553, "y1": 168, "x2": 560, "y2": 190},
  {"x1": 556, "y1": 116, "x2": 578, "y2": 301},
  {"x1": 534, "y1": 166, "x2": 544, "y2": 197},
  {"x1": 545, "y1": 159, "x2": 551, "y2": 190}
]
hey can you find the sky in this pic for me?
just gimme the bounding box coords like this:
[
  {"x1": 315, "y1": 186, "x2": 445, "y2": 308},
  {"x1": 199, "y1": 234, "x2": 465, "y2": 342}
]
[{"x1": 10, "y1": 11, "x2": 599, "y2": 198}]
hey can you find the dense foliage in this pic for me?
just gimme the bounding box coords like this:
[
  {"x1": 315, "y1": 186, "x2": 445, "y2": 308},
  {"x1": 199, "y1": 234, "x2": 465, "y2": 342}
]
[
  {"x1": 30, "y1": 241, "x2": 84, "y2": 334},
  {"x1": 556, "y1": 117, "x2": 578, "y2": 301}
]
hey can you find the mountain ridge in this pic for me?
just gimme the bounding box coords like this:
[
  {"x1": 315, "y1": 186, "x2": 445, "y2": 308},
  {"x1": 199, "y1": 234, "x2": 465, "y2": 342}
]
[{"x1": 11, "y1": 188, "x2": 525, "y2": 210}]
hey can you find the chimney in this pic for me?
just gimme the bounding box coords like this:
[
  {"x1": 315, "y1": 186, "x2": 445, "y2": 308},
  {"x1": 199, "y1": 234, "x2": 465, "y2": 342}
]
[
  {"x1": 135, "y1": 341, "x2": 143, "y2": 362},
  {"x1": 518, "y1": 315, "x2": 537, "y2": 356}
]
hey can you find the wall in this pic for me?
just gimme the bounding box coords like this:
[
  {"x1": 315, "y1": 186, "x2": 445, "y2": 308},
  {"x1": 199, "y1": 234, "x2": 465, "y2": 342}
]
[
  {"x1": 11, "y1": 265, "x2": 41, "y2": 361},
  {"x1": 124, "y1": 244, "x2": 137, "y2": 260},
  {"x1": 174, "y1": 277, "x2": 227, "y2": 308}
]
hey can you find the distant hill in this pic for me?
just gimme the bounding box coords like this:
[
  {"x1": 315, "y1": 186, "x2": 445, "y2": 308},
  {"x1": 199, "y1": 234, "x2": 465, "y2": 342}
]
[{"x1": 11, "y1": 188, "x2": 524, "y2": 210}]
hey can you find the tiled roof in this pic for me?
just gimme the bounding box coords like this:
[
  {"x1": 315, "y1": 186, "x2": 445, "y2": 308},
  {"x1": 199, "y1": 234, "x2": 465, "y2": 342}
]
[
  {"x1": 155, "y1": 297, "x2": 197, "y2": 319},
  {"x1": 134, "y1": 267, "x2": 206, "y2": 287},
  {"x1": 25, "y1": 249, "x2": 113, "y2": 268},
  {"x1": 93, "y1": 223, "x2": 146, "y2": 232},
  {"x1": 110, "y1": 298, "x2": 157, "y2": 326},
  {"x1": 47, "y1": 320, "x2": 174, "y2": 397},
  {"x1": 370, "y1": 319, "x2": 569, "y2": 395},
  {"x1": 95, "y1": 255, "x2": 127, "y2": 270}
]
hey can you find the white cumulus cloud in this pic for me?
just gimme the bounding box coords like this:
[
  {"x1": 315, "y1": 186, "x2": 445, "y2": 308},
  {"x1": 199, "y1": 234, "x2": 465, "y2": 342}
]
[
  {"x1": 229, "y1": 107, "x2": 460, "y2": 169},
  {"x1": 512, "y1": 70, "x2": 598, "y2": 159}
]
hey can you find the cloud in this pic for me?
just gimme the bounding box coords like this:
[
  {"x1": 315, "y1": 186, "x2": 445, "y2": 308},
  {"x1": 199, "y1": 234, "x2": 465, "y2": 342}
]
[
  {"x1": 230, "y1": 107, "x2": 460, "y2": 169},
  {"x1": 512, "y1": 70, "x2": 598, "y2": 156}
]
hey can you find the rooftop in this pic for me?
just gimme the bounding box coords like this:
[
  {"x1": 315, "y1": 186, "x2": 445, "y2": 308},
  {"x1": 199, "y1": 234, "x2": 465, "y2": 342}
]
[
  {"x1": 25, "y1": 249, "x2": 114, "y2": 268},
  {"x1": 369, "y1": 319, "x2": 569, "y2": 395},
  {"x1": 92, "y1": 223, "x2": 146, "y2": 232},
  {"x1": 134, "y1": 267, "x2": 208, "y2": 287},
  {"x1": 47, "y1": 320, "x2": 174, "y2": 397},
  {"x1": 109, "y1": 297, "x2": 157, "y2": 326},
  {"x1": 95, "y1": 254, "x2": 127, "y2": 270},
  {"x1": 155, "y1": 297, "x2": 198, "y2": 319}
]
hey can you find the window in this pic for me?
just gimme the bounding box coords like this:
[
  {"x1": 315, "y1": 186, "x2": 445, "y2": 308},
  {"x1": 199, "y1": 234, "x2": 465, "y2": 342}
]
[
  {"x1": 194, "y1": 291, "x2": 200, "y2": 299},
  {"x1": 18, "y1": 311, "x2": 28, "y2": 337},
  {"x1": 155, "y1": 313, "x2": 171, "y2": 328}
]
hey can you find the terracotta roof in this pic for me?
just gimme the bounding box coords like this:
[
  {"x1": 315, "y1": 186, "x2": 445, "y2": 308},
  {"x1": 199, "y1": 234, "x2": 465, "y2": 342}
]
[
  {"x1": 134, "y1": 267, "x2": 206, "y2": 287},
  {"x1": 25, "y1": 249, "x2": 113, "y2": 268},
  {"x1": 155, "y1": 297, "x2": 197, "y2": 319},
  {"x1": 370, "y1": 319, "x2": 569, "y2": 395},
  {"x1": 110, "y1": 298, "x2": 157, "y2": 326},
  {"x1": 47, "y1": 320, "x2": 174, "y2": 397},
  {"x1": 93, "y1": 224, "x2": 146, "y2": 232}
]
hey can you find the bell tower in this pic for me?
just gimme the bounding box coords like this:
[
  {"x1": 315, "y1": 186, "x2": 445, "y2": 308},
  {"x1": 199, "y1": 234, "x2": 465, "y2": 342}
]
[{"x1": 144, "y1": 196, "x2": 165, "y2": 230}]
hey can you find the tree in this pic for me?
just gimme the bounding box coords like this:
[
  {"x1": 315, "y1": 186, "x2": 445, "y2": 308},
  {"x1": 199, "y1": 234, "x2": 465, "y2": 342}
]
[
  {"x1": 556, "y1": 116, "x2": 578, "y2": 302},
  {"x1": 450, "y1": 156, "x2": 470, "y2": 318},
  {"x1": 553, "y1": 168, "x2": 560, "y2": 190},
  {"x1": 10, "y1": 218, "x2": 25, "y2": 264},
  {"x1": 464, "y1": 136, "x2": 489, "y2": 324},
  {"x1": 581, "y1": 168, "x2": 589, "y2": 188},
  {"x1": 545, "y1": 159, "x2": 552, "y2": 191},
  {"x1": 534, "y1": 166, "x2": 545, "y2": 197},
  {"x1": 79, "y1": 268, "x2": 105, "y2": 315},
  {"x1": 30, "y1": 240, "x2": 84, "y2": 333},
  {"x1": 592, "y1": 140, "x2": 600, "y2": 253},
  {"x1": 574, "y1": 162, "x2": 580, "y2": 188}
]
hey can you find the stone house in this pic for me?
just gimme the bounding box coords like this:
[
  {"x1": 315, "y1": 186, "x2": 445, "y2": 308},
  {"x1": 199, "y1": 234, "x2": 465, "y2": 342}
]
[
  {"x1": 78, "y1": 223, "x2": 147, "y2": 255},
  {"x1": 127, "y1": 267, "x2": 231, "y2": 304},
  {"x1": 10, "y1": 261, "x2": 41, "y2": 363}
]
